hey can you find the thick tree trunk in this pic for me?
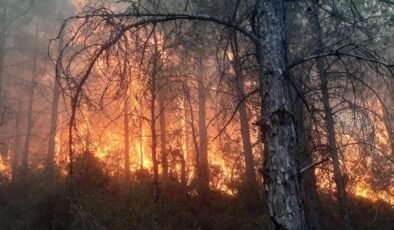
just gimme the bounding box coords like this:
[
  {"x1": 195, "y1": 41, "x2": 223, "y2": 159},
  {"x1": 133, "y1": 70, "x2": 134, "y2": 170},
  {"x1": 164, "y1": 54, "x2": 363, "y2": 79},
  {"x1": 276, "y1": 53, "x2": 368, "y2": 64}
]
[
  {"x1": 255, "y1": 0, "x2": 307, "y2": 228},
  {"x1": 309, "y1": 5, "x2": 353, "y2": 230},
  {"x1": 197, "y1": 59, "x2": 209, "y2": 198},
  {"x1": 124, "y1": 97, "x2": 131, "y2": 180},
  {"x1": 158, "y1": 88, "x2": 168, "y2": 177}
]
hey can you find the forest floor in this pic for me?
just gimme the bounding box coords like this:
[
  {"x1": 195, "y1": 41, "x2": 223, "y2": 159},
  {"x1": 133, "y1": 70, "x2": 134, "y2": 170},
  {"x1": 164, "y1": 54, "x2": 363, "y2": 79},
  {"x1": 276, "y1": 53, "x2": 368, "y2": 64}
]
[{"x1": 0, "y1": 154, "x2": 392, "y2": 230}]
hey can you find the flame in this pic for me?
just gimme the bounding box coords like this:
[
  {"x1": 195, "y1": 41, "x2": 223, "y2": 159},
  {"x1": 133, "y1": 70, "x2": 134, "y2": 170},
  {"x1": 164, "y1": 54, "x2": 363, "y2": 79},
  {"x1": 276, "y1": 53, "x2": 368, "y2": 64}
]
[
  {"x1": 315, "y1": 99, "x2": 394, "y2": 205},
  {"x1": 23, "y1": 1, "x2": 393, "y2": 203},
  {"x1": 0, "y1": 157, "x2": 11, "y2": 179},
  {"x1": 209, "y1": 141, "x2": 233, "y2": 194},
  {"x1": 133, "y1": 126, "x2": 152, "y2": 170}
]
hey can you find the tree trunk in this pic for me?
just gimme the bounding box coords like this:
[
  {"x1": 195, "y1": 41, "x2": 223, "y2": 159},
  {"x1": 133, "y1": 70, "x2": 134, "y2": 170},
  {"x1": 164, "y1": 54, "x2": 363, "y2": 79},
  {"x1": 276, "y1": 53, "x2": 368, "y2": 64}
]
[
  {"x1": 12, "y1": 101, "x2": 23, "y2": 181},
  {"x1": 124, "y1": 97, "x2": 131, "y2": 180},
  {"x1": 238, "y1": 95, "x2": 261, "y2": 211},
  {"x1": 46, "y1": 0, "x2": 64, "y2": 177},
  {"x1": 0, "y1": 3, "x2": 5, "y2": 121},
  {"x1": 230, "y1": 32, "x2": 260, "y2": 211},
  {"x1": 309, "y1": 4, "x2": 353, "y2": 230},
  {"x1": 182, "y1": 88, "x2": 190, "y2": 185},
  {"x1": 180, "y1": 153, "x2": 186, "y2": 185},
  {"x1": 184, "y1": 79, "x2": 200, "y2": 183},
  {"x1": 320, "y1": 65, "x2": 353, "y2": 230},
  {"x1": 293, "y1": 85, "x2": 323, "y2": 230},
  {"x1": 46, "y1": 73, "x2": 60, "y2": 175},
  {"x1": 151, "y1": 64, "x2": 159, "y2": 186},
  {"x1": 0, "y1": 2, "x2": 7, "y2": 116},
  {"x1": 21, "y1": 47, "x2": 39, "y2": 173},
  {"x1": 197, "y1": 59, "x2": 209, "y2": 198},
  {"x1": 181, "y1": 52, "x2": 191, "y2": 184},
  {"x1": 139, "y1": 119, "x2": 144, "y2": 170},
  {"x1": 255, "y1": 0, "x2": 307, "y2": 228},
  {"x1": 46, "y1": 33, "x2": 63, "y2": 175},
  {"x1": 158, "y1": 87, "x2": 168, "y2": 177},
  {"x1": 150, "y1": 33, "x2": 160, "y2": 202}
]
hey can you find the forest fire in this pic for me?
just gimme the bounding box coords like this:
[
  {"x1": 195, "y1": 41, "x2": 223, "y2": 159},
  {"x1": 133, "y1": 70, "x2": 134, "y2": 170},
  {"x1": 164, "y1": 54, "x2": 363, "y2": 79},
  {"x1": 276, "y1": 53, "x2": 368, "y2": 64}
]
[
  {"x1": 68, "y1": 116, "x2": 235, "y2": 192},
  {"x1": 0, "y1": 0, "x2": 393, "y2": 229}
]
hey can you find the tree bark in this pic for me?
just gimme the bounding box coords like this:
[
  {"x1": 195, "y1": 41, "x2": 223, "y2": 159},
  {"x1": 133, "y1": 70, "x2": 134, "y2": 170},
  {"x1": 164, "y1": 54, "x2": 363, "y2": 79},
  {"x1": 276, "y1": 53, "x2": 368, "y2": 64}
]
[
  {"x1": 255, "y1": 0, "x2": 307, "y2": 229},
  {"x1": 309, "y1": 4, "x2": 353, "y2": 230}
]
